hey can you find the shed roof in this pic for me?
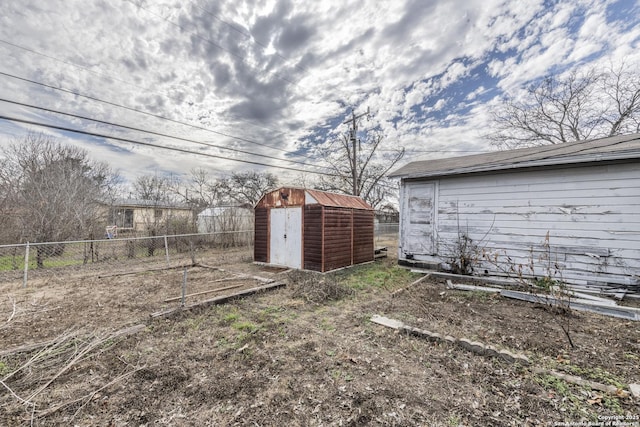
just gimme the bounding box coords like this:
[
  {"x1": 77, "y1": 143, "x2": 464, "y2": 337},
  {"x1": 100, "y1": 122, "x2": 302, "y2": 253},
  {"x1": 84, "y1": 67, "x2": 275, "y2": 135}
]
[
  {"x1": 389, "y1": 133, "x2": 640, "y2": 179},
  {"x1": 305, "y1": 189, "x2": 373, "y2": 210},
  {"x1": 112, "y1": 198, "x2": 192, "y2": 210},
  {"x1": 256, "y1": 187, "x2": 373, "y2": 210}
]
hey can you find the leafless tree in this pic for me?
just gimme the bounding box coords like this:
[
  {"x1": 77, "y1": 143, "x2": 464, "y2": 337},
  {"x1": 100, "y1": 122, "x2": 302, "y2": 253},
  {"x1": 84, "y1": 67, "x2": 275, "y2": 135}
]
[
  {"x1": 172, "y1": 168, "x2": 230, "y2": 210},
  {"x1": 0, "y1": 133, "x2": 119, "y2": 264},
  {"x1": 226, "y1": 171, "x2": 278, "y2": 206},
  {"x1": 317, "y1": 131, "x2": 404, "y2": 210},
  {"x1": 488, "y1": 64, "x2": 640, "y2": 149}
]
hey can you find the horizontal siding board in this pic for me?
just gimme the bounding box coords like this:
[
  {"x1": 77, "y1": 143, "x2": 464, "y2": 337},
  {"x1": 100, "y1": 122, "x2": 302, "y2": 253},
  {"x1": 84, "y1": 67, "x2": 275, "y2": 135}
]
[
  {"x1": 439, "y1": 204, "x2": 640, "y2": 216},
  {"x1": 412, "y1": 163, "x2": 640, "y2": 286},
  {"x1": 439, "y1": 187, "x2": 638, "y2": 203},
  {"x1": 438, "y1": 163, "x2": 640, "y2": 191}
]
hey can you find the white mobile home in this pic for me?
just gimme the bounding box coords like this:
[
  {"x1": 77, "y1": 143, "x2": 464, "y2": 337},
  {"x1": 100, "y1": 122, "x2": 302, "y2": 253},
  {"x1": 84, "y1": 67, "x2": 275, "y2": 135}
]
[{"x1": 389, "y1": 133, "x2": 640, "y2": 288}]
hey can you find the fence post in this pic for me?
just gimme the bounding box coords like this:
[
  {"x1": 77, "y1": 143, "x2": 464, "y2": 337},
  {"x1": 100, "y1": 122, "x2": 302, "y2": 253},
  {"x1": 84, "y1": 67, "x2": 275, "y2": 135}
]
[
  {"x1": 23, "y1": 242, "x2": 30, "y2": 288},
  {"x1": 181, "y1": 268, "x2": 187, "y2": 307},
  {"x1": 164, "y1": 235, "x2": 170, "y2": 267}
]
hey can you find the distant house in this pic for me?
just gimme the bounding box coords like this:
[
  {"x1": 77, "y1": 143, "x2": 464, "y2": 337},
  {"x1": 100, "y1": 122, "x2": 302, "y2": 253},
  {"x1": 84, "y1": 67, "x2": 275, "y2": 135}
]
[
  {"x1": 106, "y1": 199, "x2": 193, "y2": 236},
  {"x1": 389, "y1": 133, "x2": 640, "y2": 288}
]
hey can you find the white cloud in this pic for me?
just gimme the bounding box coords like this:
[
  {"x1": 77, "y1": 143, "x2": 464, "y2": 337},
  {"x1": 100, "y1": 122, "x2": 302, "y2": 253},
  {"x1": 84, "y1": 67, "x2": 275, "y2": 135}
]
[{"x1": 0, "y1": 0, "x2": 637, "y2": 184}]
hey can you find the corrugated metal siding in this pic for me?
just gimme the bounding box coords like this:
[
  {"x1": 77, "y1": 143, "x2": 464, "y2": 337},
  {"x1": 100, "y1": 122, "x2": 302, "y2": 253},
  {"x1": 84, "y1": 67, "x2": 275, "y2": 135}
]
[
  {"x1": 323, "y1": 208, "x2": 354, "y2": 271},
  {"x1": 255, "y1": 187, "x2": 375, "y2": 272},
  {"x1": 254, "y1": 207, "x2": 269, "y2": 263},
  {"x1": 401, "y1": 162, "x2": 640, "y2": 286},
  {"x1": 353, "y1": 209, "x2": 374, "y2": 264},
  {"x1": 304, "y1": 205, "x2": 323, "y2": 271}
]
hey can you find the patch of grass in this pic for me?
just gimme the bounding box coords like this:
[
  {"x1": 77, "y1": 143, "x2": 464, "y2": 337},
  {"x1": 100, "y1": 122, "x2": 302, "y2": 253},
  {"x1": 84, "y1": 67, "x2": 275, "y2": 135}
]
[
  {"x1": 602, "y1": 394, "x2": 623, "y2": 414},
  {"x1": 319, "y1": 318, "x2": 336, "y2": 332},
  {"x1": 0, "y1": 361, "x2": 11, "y2": 376},
  {"x1": 339, "y1": 263, "x2": 419, "y2": 291},
  {"x1": 447, "y1": 415, "x2": 461, "y2": 426},
  {"x1": 536, "y1": 374, "x2": 570, "y2": 395},
  {"x1": 329, "y1": 369, "x2": 353, "y2": 382},
  {"x1": 221, "y1": 312, "x2": 240, "y2": 324},
  {"x1": 232, "y1": 320, "x2": 258, "y2": 333},
  {"x1": 562, "y1": 365, "x2": 626, "y2": 389}
]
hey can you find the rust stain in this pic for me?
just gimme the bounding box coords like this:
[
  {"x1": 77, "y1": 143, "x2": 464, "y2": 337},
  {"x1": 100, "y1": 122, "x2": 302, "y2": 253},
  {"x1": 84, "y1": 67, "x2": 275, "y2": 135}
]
[{"x1": 256, "y1": 187, "x2": 372, "y2": 210}]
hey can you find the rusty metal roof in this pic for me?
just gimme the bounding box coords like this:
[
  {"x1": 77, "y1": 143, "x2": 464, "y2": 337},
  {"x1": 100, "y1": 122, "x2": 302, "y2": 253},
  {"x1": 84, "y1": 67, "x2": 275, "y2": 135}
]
[
  {"x1": 255, "y1": 187, "x2": 373, "y2": 210},
  {"x1": 305, "y1": 189, "x2": 373, "y2": 210}
]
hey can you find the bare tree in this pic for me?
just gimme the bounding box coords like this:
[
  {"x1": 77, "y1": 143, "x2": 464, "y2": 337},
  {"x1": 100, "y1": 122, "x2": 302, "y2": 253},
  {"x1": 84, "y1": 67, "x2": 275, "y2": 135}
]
[
  {"x1": 131, "y1": 174, "x2": 194, "y2": 249},
  {"x1": 133, "y1": 174, "x2": 175, "y2": 205},
  {"x1": 226, "y1": 171, "x2": 278, "y2": 206},
  {"x1": 172, "y1": 168, "x2": 230, "y2": 210},
  {"x1": 0, "y1": 133, "x2": 119, "y2": 264},
  {"x1": 318, "y1": 131, "x2": 404, "y2": 210},
  {"x1": 488, "y1": 64, "x2": 640, "y2": 149}
]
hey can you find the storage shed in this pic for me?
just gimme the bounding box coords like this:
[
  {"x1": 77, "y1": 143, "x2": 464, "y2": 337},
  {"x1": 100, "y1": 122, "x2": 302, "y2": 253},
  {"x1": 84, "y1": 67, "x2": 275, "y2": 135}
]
[
  {"x1": 254, "y1": 187, "x2": 374, "y2": 272},
  {"x1": 389, "y1": 133, "x2": 640, "y2": 289}
]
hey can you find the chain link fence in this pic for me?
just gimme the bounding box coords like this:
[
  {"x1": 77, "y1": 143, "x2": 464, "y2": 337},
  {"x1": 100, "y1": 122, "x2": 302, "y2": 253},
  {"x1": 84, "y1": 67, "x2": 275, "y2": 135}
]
[
  {"x1": 0, "y1": 230, "x2": 254, "y2": 286},
  {"x1": 0, "y1": 224, "x2": 399, "y2": 286}
]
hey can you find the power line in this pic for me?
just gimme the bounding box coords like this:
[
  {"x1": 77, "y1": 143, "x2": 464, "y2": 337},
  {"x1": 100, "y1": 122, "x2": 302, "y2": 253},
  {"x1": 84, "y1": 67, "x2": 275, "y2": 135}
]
[
  {"x1": 0, "y1": 97, "x2": 326, "y2": 169},
  {"x1": 0, "y1": 38, "x2": 288, "y2": 137},
  {"x1": 0, "y1": 70, "x2": 309, "y2": 158},
  {"x1": 0, "y1": 114, "x2": 335, "y2": 176},
  {"x1": 383, "y1": 149, "x2": 490, "y2": 153}
]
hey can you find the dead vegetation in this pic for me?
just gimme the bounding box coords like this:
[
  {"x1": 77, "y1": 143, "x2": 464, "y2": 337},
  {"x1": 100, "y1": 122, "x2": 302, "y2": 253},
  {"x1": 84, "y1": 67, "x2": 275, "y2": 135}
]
[
  {"x1": 0, "y1": 249, "x2": 639, "y2": 426},
  {"x1": 288, "y1": 270, "x2": 355, "y2": 304}
]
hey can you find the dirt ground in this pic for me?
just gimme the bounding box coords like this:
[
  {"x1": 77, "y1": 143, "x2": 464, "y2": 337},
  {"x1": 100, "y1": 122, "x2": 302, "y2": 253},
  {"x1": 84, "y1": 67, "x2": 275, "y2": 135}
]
[{"x1": 1, "y1": 247, "x2": 639, "y2": 426}]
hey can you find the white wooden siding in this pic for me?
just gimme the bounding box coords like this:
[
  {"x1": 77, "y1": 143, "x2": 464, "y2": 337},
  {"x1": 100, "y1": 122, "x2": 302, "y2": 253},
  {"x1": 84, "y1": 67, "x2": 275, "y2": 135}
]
[
  {"x1": 400, "y1": 182, "x2": 436, "y2": 256},
  {"x1": 402, "y1": 162, "x2": 640, "y2": 286}
]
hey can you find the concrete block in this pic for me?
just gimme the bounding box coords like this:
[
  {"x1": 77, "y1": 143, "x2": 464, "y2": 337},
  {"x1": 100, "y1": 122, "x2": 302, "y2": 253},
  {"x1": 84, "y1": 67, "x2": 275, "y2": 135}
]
[
  {"x1": 630, "y1": 383, "x2": 640, "y2": 399},
  {"x1": 497, "y1": 350, "x2": 516, "y2": 364},
  {"x1": 444, "y1": 335, "x2": 456, "y2": 344},
  {"x1": 484, "y1": 345, "x2": 500, "y2": 358},
  {"x1": 457, "y1": 338, "x2": 473, "y2": 351},
  {"x1": 468, "y1": 341, "x2": 486, "y2": 355}
]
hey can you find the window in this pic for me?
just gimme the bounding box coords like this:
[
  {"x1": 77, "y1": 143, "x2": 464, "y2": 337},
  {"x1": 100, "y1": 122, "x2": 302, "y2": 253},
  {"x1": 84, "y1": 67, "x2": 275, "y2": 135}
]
[
  {"x1": 111, "y1": 208, "x2": 134, "y2": 228},
  {"x1": 155, "y1": 209, "x2": 163, "y2": 220}
]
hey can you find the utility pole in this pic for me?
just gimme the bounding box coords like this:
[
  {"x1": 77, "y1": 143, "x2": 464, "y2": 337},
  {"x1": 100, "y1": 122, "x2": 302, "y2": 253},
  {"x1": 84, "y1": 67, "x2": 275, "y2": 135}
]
[{"x1": 342, "y1": 107, "x2": 369, "y2": 196}]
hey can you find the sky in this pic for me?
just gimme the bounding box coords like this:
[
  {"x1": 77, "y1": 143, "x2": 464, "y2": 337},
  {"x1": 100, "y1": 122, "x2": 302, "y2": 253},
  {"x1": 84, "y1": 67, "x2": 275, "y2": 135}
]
[{"x1": 0, "y1": 0, "x2": 639, "y2": 186}]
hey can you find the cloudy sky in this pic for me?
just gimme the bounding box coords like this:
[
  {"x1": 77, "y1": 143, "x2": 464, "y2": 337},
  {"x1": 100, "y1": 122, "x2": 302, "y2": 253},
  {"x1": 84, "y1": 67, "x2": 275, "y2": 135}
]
[{"x1": 0, "y1": 0, "x2": 639, "y2": 184}]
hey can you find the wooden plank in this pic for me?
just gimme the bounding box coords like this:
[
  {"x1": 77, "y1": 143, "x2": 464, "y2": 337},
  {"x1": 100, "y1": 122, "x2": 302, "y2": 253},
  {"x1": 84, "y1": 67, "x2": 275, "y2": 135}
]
[
  {"x1": 163, "y1": 283, "x2": 244, "y2": 303},
  {"x1": 370, "y1": 314, "x2": 405, "y2": 329},
  {"x1": 438, "y1": 163, "x2": 640, "y2": 191},
  {"x1": 150, "y1": 282, "x2": 285, "y2": 319},
  {"x1": 446, "y1": 282, "x2": 503, "y2": 293},
  {"x1": 499, "y1": 289, "x2": 640, "y2": 321}
]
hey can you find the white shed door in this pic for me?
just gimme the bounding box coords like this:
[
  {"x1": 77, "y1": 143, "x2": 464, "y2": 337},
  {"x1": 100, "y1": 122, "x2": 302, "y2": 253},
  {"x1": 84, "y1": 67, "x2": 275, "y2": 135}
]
[
  {"x1": 270, "y1": 207, "x2": 302, "y2": 269},
  {"x1": 403, "y1": 182, "x2": 435, "y2": 255}
]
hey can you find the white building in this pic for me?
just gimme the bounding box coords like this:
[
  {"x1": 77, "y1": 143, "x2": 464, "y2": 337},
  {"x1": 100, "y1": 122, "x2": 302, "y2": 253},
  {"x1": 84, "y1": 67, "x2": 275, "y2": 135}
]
[{"x1": 389, "y1": 133, "x2": 640, "y2": 289}]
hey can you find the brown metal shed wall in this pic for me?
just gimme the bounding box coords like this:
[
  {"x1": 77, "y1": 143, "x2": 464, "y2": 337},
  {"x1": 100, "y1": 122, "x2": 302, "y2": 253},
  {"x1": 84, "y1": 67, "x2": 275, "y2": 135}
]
[
  {"x1": 303, "y1": 205, "x2": 323, "y2": 271},
  {"x1": 254, "y1": 207, "x2": 269, "y2": 263},
  {"x1": 323, "y1": 207, "x2": 354, "y2": 271},
  {"x1": 353, "y1": 209, "x2": 375, "y2": 264}
]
